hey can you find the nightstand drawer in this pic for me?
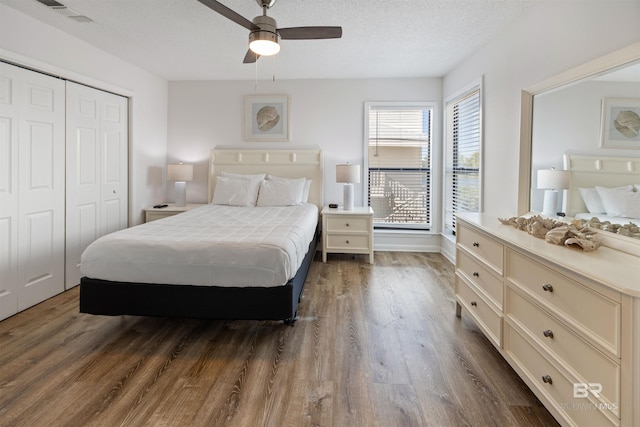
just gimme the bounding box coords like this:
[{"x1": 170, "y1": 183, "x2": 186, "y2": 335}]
[
  {"x1": 457, "y1": 223, "x2": 503, "y2": 274},
  {"x1": 506, "y1": 286, "x2": 619, "y2": 414},
  {"x1": 456, "y1": 276, "x2": 502, "y2": 347},
  {"x1": 505, "y1": 324, "x2": 618, "y2": 427},
  {"x1": 457, "y1": 250, "x2": 503, "y2": 310},
  {"x1": 326, "y1": 234, "x2": 370, "y2": 251},
  {"x1": 506, "y1": 248, "x2": 620, "y2": 356},
  {"x1": 325, "y1": 216, "x2": 370, "y2": 232}
]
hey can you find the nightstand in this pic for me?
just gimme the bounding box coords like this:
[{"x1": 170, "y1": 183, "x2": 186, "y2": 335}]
[
  {"x1": 321, "y1": 206, "x2": 374, "y2": 264},
  {"x1": 144, "y1": 203, "x2": 206, "y2": 222}
]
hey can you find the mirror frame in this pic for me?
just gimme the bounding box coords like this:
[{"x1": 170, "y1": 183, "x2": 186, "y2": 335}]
[{"x1": 517, "y1": 41, "x2": 640, "y2": 215}]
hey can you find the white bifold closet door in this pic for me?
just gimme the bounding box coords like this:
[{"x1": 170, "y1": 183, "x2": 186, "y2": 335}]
[
  {"x1": 0, "y1": 62, "x2": 66, "y2": 320},
  {"x1": 65, "y1": 81, "x2": 128, "y2": 289}
]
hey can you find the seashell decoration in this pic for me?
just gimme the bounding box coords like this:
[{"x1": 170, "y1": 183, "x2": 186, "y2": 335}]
[
  {"x1": 499, "y1": 215, "x2": 600, "y2": 252},
  {"x1": 613, "y1": 110, "x2": 640, "y2": 139},
  {"x1": 256, "y1": 105, "x2": 280, "y2": 132}
]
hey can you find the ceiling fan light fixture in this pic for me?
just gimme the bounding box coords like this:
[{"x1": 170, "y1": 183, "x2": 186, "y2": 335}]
[{"x1": 249, "y1": 30, "x2": 280, "y2": 56}]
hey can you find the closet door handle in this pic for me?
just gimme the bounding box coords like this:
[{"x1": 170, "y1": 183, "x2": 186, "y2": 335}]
[
  {"x1": 470, "y1": 301, "x2": 477, "y2": 307},
  {"x1": 472, "y1": 241, "x2": 479, "y2": 247},
  {"x1": 542, "y1": 284, "x2": 553, "y2": 292},
  {"x1": 542, "y1": 375, "x2": 553, "y2": 384},
  {"x1": 472, "y1": 272, "x2": 479, "y2": 277},
  {"x1": 543, "y1": 329, "x2": 554, "y2": 339}
]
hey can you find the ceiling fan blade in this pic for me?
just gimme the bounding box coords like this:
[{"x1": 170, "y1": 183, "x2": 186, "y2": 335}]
[
  {"x1": 243, "y1": 49, "x2": 260, "y2": 64},
  {"x1": 197, "y1": 0, "x2": 257, "y2": 31},
  {"x1": 278, "y1": 26, "x2": 342, "y2": 40}
]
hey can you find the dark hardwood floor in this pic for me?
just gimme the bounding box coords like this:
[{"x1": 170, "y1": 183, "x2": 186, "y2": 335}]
[{"x1": 0, "y1": 252, "x2": 559, "y2": 426}]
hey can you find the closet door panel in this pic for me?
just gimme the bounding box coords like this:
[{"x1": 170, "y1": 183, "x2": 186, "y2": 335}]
[
  {"x1": 0, "y1": 65, "x2": 19, "y2": 319},
  {"x1": 66, "y1": 82, "x2": 127, "y2": 289},
  {"x1": 16, "y1": 68, "x2": 65, "y2": 312}
]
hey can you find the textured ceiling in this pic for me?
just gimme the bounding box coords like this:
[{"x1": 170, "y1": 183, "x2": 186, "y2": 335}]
[{"x1": 0, "y1": 0, "x2": 537, "y2": 81}]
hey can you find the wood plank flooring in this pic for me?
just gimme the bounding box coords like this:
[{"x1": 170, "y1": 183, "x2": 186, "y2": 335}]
[{"x1": 0, "y1": 252, "x2": 559, "y2": 427}]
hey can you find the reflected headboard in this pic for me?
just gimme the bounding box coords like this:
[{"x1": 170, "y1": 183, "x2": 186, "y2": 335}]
[
  {"x1": 563, "y1": 154, "x2": 640, "y2": 216},
  {"x1": 208, "y1": 146, "x2": 324, "y2": 209}
]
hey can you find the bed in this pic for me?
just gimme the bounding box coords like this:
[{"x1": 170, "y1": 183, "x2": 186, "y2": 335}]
[
  {"x1": 562, "y1": 154, "x2": 640, "y2": 254},
  {"x1": 79, "y1": 146, "x2": 324, "y2": 325}
]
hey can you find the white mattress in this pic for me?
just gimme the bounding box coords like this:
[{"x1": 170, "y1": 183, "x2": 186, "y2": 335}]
[
  {"x1": 574, "y1": 213, "x2": 640, "y2": 226},
  {"x1": 81, "y1": 203, "x2": 318, "y2": 288}
]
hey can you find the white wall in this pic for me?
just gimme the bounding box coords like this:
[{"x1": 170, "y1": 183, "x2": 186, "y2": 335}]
[
  {"x1": 167, "y1": 78, "x2": 442, "y2": 210},
  {"x1": 0, "y1": 4, "x2": 168, "y2": 225},
  {"x1": 443, "y1": 1, "x2": 640, "y2": 218}
]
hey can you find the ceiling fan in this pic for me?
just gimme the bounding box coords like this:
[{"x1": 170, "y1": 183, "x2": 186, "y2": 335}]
[{"x1": 197, "y1": 0, "x2": 342, "y2": 63}]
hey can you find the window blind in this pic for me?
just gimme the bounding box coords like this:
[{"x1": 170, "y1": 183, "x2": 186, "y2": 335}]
[
  {"x1": 367, "y1": 104, "x2": 432, "y2": 229},
  {"x1": 445, "y1": 89, "x2": 481, "y2": 233}
]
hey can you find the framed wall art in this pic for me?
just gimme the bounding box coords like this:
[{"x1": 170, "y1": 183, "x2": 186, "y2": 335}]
[
  {"x1": 244, "y1": 95, "x2": 290, "y2": 142},
  {"x1": 600, "y1": 97, "x2": 640, "y2": 149}
]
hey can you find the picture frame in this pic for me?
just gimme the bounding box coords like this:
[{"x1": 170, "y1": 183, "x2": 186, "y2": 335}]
[
  {"x1": 600, "y1": 97, "x2": 640, "y2": 149},
  {"x1": 244, "y1": 95, "x2": 290, "y2": 142}
]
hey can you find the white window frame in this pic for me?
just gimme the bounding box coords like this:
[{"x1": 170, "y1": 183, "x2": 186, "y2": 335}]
[
  {"x1": 443, "y1": 77, "x2": 483, "y2": 237},
  {"x1": 363, "y1": 101, "x2": 436, "y2": 230}
]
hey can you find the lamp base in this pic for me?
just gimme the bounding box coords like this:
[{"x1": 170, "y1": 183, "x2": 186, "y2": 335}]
[
  {"x1": 343, "y1": 183, "x2": 354, "y2": 211},
  {"x1": 175, "y1": 181, "x2": 187, "y2": 207},
  {"x1": 541, "y1": 189, "x2": 558, "y2": 216}
]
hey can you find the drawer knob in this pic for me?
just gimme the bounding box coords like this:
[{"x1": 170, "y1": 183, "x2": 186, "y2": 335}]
[
  {"x1": 472, "y1": 271, "x2": 479, "y2": 277},
  {"x1": 472, "y1": 241, "x2": 479, "y2": 247},
  {"x1": 541, "y1": 375, "x2": 553, "y2": 384},
  {"x1": 470, "y1": 301, "x2": 477, "y2": 307},
  {"x1": 346, "y1": 223, "x2": 350, "y2": 227},
  {"x1": 542, "y1": 284, "x2": 554, "y2": 292},
  {"x1": 543, "y1": 329, "x2": 554, "y2": 339},
  {"x1": 346, "y1": 240, "x2": 350, "y2": 244}
]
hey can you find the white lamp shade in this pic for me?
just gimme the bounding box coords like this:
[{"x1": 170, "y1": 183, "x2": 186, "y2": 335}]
[
  {"x1": 537, "y1": 169, "x2": 570, "y2": 190},
  {"x1": 336, "y1": 164, "x2": 361, "y2": 184},
  {"x1": 167, "y1": 163, "x2": 193, "y2": 182}
]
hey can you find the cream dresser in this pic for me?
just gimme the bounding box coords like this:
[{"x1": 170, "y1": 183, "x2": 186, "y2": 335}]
[
  {"x1": 321, "y1": 206, "x2": 374, "y2": 263},
  {"x1": 455, "y1": 213, "x2": 640, "y2": 427}
]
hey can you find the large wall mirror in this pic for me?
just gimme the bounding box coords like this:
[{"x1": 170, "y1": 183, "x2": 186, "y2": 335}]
[{"x1": 518, "y1": 42, "x2": 640, "y2": 252}]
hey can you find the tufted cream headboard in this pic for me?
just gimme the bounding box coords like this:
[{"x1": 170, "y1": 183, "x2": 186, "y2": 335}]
[{"x1": 208, "y1": 146, "x2": 324, "y2": 209}]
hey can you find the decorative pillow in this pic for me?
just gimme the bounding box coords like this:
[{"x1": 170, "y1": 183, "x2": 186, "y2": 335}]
[
  {"x1": 595, "y1": 186, "x2": 640, "y2": 218},
  {"x1": 265, "y1": 175, "x2": 308, "y2": 204},
  {"x1": 220, "y1": 171, "x2": 265, "y2": 181},
  {"x1": 578, "y1": 185, "x2": 633, "y2": 214},
  {"x1": 212, "y1": 176, "x2": 261, "y2": 206},
  {"x1": 257, "y1": 177, "x2": 306, "y2": 206}
]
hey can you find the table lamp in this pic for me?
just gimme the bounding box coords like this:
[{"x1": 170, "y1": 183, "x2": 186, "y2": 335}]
[
  {"x1": 336, "y1": 163, "x2": 360, "y2": 211},
  {"x1": 537, "y1": 168, "x2": 570, "y2": 216},
  {"x1": 167, "y1": 162, "x2": 193, "y2": 207}
]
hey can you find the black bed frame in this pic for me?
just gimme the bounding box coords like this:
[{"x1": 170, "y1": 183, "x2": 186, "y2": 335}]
[{"x1": 79, "y1": 231, "x2": 318, "y2": 326}]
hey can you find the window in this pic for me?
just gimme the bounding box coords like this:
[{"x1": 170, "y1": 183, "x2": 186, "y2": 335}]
[
  {"x1": 365, "y1": 102, "x2": 434, "y2": 230},
  {"x1": 444, "y1": 83, "x2": 482, "y2": 234}
]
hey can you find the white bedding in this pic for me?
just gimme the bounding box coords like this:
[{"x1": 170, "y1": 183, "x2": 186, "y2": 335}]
[{"x1": 81, "y1": 203, "x2": 318, "y2": 288}]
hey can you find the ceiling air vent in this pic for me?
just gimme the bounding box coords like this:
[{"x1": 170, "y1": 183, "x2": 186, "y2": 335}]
[{"x1": 34, "y1": 0, "x2": 93, "y2": 23}]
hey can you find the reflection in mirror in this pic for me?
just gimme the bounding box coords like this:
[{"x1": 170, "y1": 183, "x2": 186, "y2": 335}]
[{"x1": 519, "y1": 42, "x2": 640, "y2": 254}]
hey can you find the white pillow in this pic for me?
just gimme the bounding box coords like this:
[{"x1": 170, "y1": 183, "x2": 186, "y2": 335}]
[
  {"x1": 265, "y1": 175, "x2": 308, "y2": 204},
  {"x1": 220, "y1": 171, "x2": 265, "y2": 181},
  {"x1": 578, "y1": 185, "x2": 633, "y2": 214},
  {"x1": 257, "y1": 178, "x2": 306, "y2": 206},
  {"x1": 595, "y1": 186, "x2": 640, "y2": 218},
  {"x1": 212, "y1": 176, "x2": 261, "y2": 206},
  {"x1": 635, "y1": 184, "x2": 640, "y2": 192}
]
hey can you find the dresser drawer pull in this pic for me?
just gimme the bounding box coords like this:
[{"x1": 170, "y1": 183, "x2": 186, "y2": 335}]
[
  {"x1": 345, "y1": 223, "x2": 350, "y2": 227},
  {"x1": 472, "y1": 241, "x2": 479, "y2": 247},
  {"x1": 541, "y1": 375, "x2": 553, "y2": 384},
  {"x1": 472, "y1": 271, "x2": 479, "y2": 277},
  {"x1": 542, "y1": 284, "x2": 554, "y2": 292},
  {"x1": 470, "y1": 301, "x2": 477, "y2": 307},
  {"x1": 346, "y1": 240, "x2": 350, "y2": 244},
  {"x1": 543, "y1": 329, "x2": 554, "y2": 339}
]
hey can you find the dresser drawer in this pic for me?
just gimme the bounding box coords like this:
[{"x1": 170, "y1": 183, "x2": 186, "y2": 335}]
[
  {"x1": 457, "y1": 250, "x2": 503, "y2": 310},
  {"x1": 325, "y1": 215, "x2": 370, "y2": 232},
  {"x1": 457, "y1": 224, "x2": 503, "y2": 274},
  {"x1": 456, "y1": 276, "x2": 502, "y2": 347},
  {"x1": 506, "y1": 286, "x2": 620, "y2": 415},
  {"x1": 326, "y1": 234, "x2": 370, "y2": 251},
  {"x1": 506, "y1": 248, "x2": 620, "y2": 356},
  {"x1": 505, "y1": 324, "x2": 618, "y2": 427}
]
